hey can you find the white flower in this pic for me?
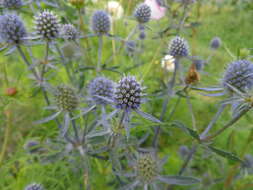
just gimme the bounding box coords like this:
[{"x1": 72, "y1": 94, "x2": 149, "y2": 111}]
[
  {"x1": 106, "y1": 1, "x2": 124, "y2": 20},
  {"x1": 161, "y1": 55, "x2": 175, "y2": 72}
]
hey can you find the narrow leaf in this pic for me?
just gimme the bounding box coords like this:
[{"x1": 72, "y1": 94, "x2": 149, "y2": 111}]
[
  {"x1": 157, "y1": 175, "x2": 200, "y2": 185},
  {"x1": 171, "y1": 121, "x2": 200, "y2": 141},
  {"x1": 208, "y1": 146, "x2": 244, "y2": 163},
  {"x1": 135, "y1": 109, "x2": 162, "y2": 123},
  {"x1": 34, "y1": 111, "x2": 61, "y2": 124}
]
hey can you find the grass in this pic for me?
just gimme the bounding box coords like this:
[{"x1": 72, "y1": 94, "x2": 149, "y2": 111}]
[{"x1": 0, "y1": 1, "x2": 253, "y2": 190}]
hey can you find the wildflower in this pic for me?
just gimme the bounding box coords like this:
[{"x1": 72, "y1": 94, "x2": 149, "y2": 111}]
[
  {"x1": 125, "y1": 40, "x2": 137, "y2": 56},
  {"x1": 144, "y1": 0, "x2": 167, "y2": 20},
  {"x1": 168, "y1": 36, "x2": 189, "y2": 58},
  {"x1": 134, "y1": 3, "x2": 151, "y2": 24},
  {"x1": 2, "y1": 0, "x2": 23, "y2": 8},
  {"x1": 88, "y1": 76, "x2": 115, "y2": 106},
  {"x1": 161, "y1": 55, "x2": 175, "y2": 72},
  {"x1": 222, "y1": 60, "x2": 253, "y2": 94},
  {"x1": 0, "y1": 14, "x2": 27, "y2": 45},
  {"x1": 91, "y1": 10, "x2": 111, "y2": 35},
  {"x1": 210, "y1": 37, "x2": 221, "y2": 50},
  {"x1": 118, "y1": 151, "x2": 200, "y2": 189},
  {"x1": 106, "y1": 1, "x2": 124, "y2": 20},
  {"x1": 34, "y1": 10, "x2": 60, "y2": 40},
  {"x1": 60, "y1": 24, "x2": 79, "y2": 40},
  {"x1": 35, "y1": 85, "x2": 95, "y2": 135},
  {"x1": 24, "y1": 183, "x2": 44, "y2": 190}
]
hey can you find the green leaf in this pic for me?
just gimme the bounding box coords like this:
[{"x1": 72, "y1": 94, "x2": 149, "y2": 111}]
[
  {"x1": 171, "y1": 121, "x2": 200, "y2": 141},
  {"x1": 158, "y1": 175, "x2": 200, "y2": 185},
  {"x1": 208, "y1": 146, "x2": 244, "y2": 163}
]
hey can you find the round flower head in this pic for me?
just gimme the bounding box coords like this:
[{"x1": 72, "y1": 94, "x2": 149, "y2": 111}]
[
  {"x1": 115, "y1": 76, "x2": 143, "y2": 111},
  {"x1": 34, "y1": 10, "x2": 60, "y2": 40},
  {"x1": 134, "y1": 3, "x2": 151, "y2": 23},
  {"x1": 55, "y1": 85, "x2": 79, "y2": 112},
  {"x1": 3, "y1": 0, "x2": 23, "y2": 8},
  {"x1": 0, "y1": 14, "x2": 27, "y2": 44},
  {"x1": 168, "y1": 36, "x2": 189, "y2": 58},
  {"x1": 222, "y1": 60, "x2": 253, "y2": 93},
  {"x1": 91, "y1": 10, "x2": 111, "y2": 35},
  {"x1": 60, "y1": 24, "x2": 79, "y2": 40},
  {"x1": 137, "y1": 153, "x2": 158, "y2": 183},
  {"x1": 210, "y1": 37, "x2": 221, "y2": 49},
  {"x1": 25, "y1": 183, "x2": 44, "y2": 190},
  {"x1": 88, "y1": 76, "x2": 115, "y2": 105}
]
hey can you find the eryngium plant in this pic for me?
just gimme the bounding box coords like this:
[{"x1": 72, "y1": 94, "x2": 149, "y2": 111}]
[
  {"x1": 25, "y1": 183, "x2": 44, "y2": 190},
  {"x1": 60, "y1": 24, "x2": 79, "y2": 40},
  {"x1": 91, "y1": 10, "x2": 111, "y2": 35},
  {"x1": 88, "y1": 76, "x2": 115, "y2": 105},
  {"x1": 55, "y1": 85, "x2": 79, "y2": 112},
  {"x1": 210, "y1": 37, "x2": 221, "y2": 49},
  {"x1": 0, "y1": 14, "x2": 27, "y2": 44},
  {"x1": 168, "y1": 36, "x2": 189, "y2": 58},
  {"x1": 134, "y1": 3, "x2": 151, "y2": 24},
  {"x1": 118, "y1": 152, "x2": 200, "y2": 189},
  {"x1": 115, "y1": 76, "x2": 142, "y2": 111},
  {"x1": 222, "y1": 60, "x2": 253, "y2": 93},
  {"x1": 2, "y1": 0, "x2": 23, "y2": 8},
  {"x1": 34, "y1": 10, "x2": 60, "y2": 40}
]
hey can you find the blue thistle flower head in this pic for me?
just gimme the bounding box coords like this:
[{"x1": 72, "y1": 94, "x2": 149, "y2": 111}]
[
  {"x1": 134, "y1": 3, "x2": 151, "y2": 23},
  {"x1": 222, "y1": 60, "x2": 253, "y2": 93},
  {"x1": 114, "y1": 76, "x2": 143, "y2": 111},
  {"x1": 91, "y1": 10, "x2": 111, "y2": 35},
  {"x1": 25, "y1": 183, "x2": 44, "y2": 190},
  {"x1": 0, "y1": 14, "x2": 27, "y2": 44},
  {"x1": 125, "y1": 40, "x2": 137, "y2": 56},
  {"x1": 168, "y1": 36, "x2": 189, "y2": 58},
  {"x1": 34, "y1": 10, "x2": 60, "y2": 40},
  {"x1": 2, "y1": 0, "x2": 23, "y2": 8},
  {"x1": 88, "y1": 76, "x2": 115, "y2": 105},
  {"x1": 210, "y1": 37, "x2": 221, "y2": 49},
  {"x1": 60, "y1": 24, "x2": 79, "y2": 40}
]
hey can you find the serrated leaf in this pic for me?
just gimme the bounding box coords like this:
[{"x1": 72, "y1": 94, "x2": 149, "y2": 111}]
[
  {"x1": 208, "y1": 146, "x2": 244, "y2": 163},
  {"x1": 171, "y1": 121, "x2": 200, "y2": 141}
]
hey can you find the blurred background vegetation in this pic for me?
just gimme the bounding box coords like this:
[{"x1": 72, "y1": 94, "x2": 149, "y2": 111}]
[{"x1": 0, "y1": 0, "x2": 253, "y2": 189}]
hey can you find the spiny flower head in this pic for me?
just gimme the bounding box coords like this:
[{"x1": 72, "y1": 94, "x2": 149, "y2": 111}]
[
  {"x1": 137, "y1": 153, "x2": 158, "y2": 183},
  {"x1": 115, "y1": 76, "x2": 143, "y2": 111},
  {"x1": 222, "y1": 60, "x2": 253, "y2": 93},
  {"x1": 0, "y1": 14, "x2": 27, "y2": 44},
  {"x1": 25, "y1": 183, "x2": 44, "y2": 190},
  {"x1": 88, "y1": 76, "x2": 115, "y2": 105},
  {"x1": 168, "y1": 36, "x2": 189, "y2": 58},
  {"x1": 134, "y1": 3, "x2": 151, "y2": 23},
  {"x1": 3, "y1": 0, "x2": 23, "y2": 8},
  {"x1": 91, "y1": 10, "x2": 111, "y2": 35},
  {"x1": 60, "y1": 24, "x2": 79, "y2": 40},
  {"x1": 125, "y1": 40, "x2": 136, "y2": 56},
  {"x1": 55, "y1": 85, "x2": 79, "y2": 112},
  {"x1": 34, "y1": 10, "x2": 60, "y2": 40},
  {"x1": 210, "y1": 36, "x2": 221, "y2": 49}
]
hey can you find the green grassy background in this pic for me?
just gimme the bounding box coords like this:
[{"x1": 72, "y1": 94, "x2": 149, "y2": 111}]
[{"x1": 0, "y1": 1, "x2": 253, "y2": 189}]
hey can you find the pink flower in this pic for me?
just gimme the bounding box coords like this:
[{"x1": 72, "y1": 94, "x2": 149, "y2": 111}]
[{"x1": 144, "y1": 0, "x2": 167, "y2": 20}]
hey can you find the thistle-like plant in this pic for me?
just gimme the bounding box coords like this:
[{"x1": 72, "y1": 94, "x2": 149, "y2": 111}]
[
  {"x1": 60, "y1": 24, "x2": 79, "y2": 41},
  {"x1": 117, "y1": 151, "x2": 200, "y2": 189},
  {"x1": 168, "y1": 36, "x2": 189, "y2": 59},
  {"x1": 0, "y1": 14, "x2": 27, "y2": 50},
  {"x1": 1, "y1": 0, "x2": 23, "y2": 9},
  {"x1": 34, "y1": 10, "x2": 60, "y2": 40},
  {"x1": 35, "y1": 85, "x2": 95, "y2": 135},
  {"x1": 24, "y1": 183, "x2": 44, "y2": 190}
]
